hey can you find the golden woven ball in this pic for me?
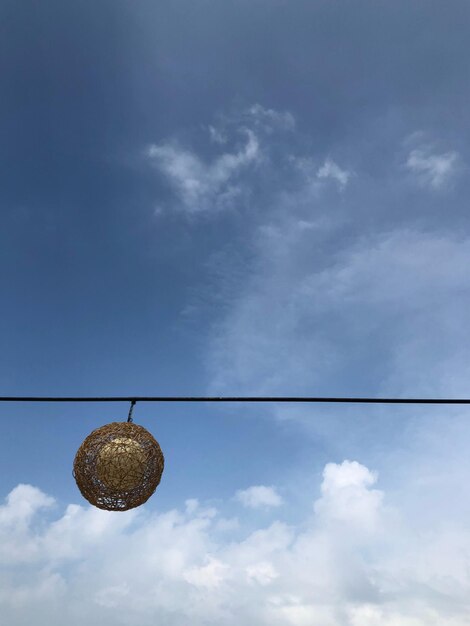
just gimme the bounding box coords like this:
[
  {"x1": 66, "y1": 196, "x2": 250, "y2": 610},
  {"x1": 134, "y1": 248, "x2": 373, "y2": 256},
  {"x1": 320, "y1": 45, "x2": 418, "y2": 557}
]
[
  {"x1": 73, "y1": 422, "x2": 164, "y2": 511},
  {"x1": 97, "y1": 437, "x2": 147, "y2": 491}
]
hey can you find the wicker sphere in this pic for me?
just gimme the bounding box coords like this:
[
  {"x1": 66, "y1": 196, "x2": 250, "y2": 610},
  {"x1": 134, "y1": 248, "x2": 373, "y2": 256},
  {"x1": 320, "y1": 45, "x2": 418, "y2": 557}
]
[
  {"x1": 97, "y1": 437, "x2": 146, "y2": 491},
  {"x1": 73, "y1": 422, "x2": 164, "y2": 511}
]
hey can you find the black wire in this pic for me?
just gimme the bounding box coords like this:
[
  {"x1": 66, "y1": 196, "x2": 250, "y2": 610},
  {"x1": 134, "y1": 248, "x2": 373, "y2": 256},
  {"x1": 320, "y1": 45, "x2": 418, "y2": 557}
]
[
  {"x1": 127, "y1": 400, "x2": 136, "y2": 423},
  {"x1": 0, "y1": 396, "x2": 470, "y2": 404}
]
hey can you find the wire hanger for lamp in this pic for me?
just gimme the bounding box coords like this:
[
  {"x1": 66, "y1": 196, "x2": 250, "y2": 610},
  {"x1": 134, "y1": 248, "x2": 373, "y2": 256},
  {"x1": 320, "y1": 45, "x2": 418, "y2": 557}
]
[{"x1": 127, "y1": 400, "x2": 136, "y2": 423}]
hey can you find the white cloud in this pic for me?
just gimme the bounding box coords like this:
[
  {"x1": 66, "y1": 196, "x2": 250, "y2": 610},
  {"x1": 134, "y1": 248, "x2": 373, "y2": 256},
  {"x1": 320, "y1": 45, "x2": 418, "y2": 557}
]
[
  {"x1": 147, "y1": 129, "x2": 259, "y2": 213},
  {"x1": 246, "y1": 104, "x2": 296, "y2": 132},
  {"x1": 208, "y1": 125, "x2": 227, "y2": 145},
  {"x1": 146, "y1": 105, "x2": 301, "y2": 216},
  {"x1": 289, "y1": 155, "x2": 352, "y2": 191},
  {"x1": 0, "y1": 484, "x2": 55, "y2": 564},
  {"x1": 235, "y1": 485, "x2": 284, "y2": 509},
  {"x1": 3, "y1": 457, "x2": 470, "y2": 625},
  {"x1": 317, "y1": 158, "x2": 352, "y2": 189},
  {"x1": 0, "y1": 484, "x2": 54, "y2": 527},
  {"x1": 207, "y1": 228, "x2": 470, "y2": 399},
  {"x1": 183, "y1": 556, "x2": 230, "y2": 588},
  {"x1": 314, "y1": 461, "x2": 383, "y2": 531},
  {"x1": 146, "y1": 106, "x2": 358, "y2": 220},
  {"x1": 246, "y1": 561, "x2": 279, "y2": 585},
  {"x1": 406, "y1": 147, "x2": 459, "y2": 189}
]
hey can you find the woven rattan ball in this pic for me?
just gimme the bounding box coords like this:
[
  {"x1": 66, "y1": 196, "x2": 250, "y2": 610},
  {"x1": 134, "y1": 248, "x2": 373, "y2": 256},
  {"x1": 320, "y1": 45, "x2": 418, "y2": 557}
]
[
  {"x1": 73, "y1": 422, "x2": 164, "y2": 511},
  {"x1": 97, "y1": 437, "x2": 146, "y2": 491}
]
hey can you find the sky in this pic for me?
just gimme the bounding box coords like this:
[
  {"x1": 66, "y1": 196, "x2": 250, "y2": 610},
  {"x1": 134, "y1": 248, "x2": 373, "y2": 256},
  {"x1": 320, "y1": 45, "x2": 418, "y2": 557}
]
[{"x1": 2, "y1": 0, "x2": 470, "y2": 624}]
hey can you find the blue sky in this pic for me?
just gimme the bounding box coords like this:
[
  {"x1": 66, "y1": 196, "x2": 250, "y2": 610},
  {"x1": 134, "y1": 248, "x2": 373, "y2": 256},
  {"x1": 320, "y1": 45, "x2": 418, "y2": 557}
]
[{"x1": 2, "y1": 1, "x2": 470, "y2": 624}]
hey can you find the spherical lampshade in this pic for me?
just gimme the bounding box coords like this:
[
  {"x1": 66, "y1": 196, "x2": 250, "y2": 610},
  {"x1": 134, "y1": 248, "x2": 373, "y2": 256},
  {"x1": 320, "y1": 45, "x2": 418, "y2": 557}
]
[{"x1": 73, "y1": 422, "x2": 164, "y2": 511}]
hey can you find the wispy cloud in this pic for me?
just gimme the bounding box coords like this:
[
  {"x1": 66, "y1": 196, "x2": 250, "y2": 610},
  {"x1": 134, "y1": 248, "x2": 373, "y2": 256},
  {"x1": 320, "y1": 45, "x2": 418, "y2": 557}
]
[
  {"x1": 163, "y1": 112, "x2": 469, "y2": 418},
  {"x1": 207, "y1": 228, "x2": 470, "y2": 399},
  {"x1": 146, "y1": 104, "x2": 353, "y2": 216},
  {"x1": 317, "y1": 158, "x2": 352, "y2": 190},
  {"x1": 235, "y1": 485, "x2": 283, "y2": 509},
  {"x1": 147, "y1": 129, "x2": 259, "y2": 214},
  {"x1": 246, "y1": 103, "x2": 296, "y2": 133},
  {"x1": 406, "y1": 147, "x2": 459, "y2": 189}
]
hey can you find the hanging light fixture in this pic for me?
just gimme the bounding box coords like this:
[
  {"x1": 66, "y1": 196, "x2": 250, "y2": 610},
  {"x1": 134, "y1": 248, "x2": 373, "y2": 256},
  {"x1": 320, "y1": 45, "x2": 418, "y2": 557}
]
[
  {"x1": 73, "y1": 402, "x2": 164, "y2": 511},
  {"x1": 4, "y1": 392, "x2": 469, "y2": 512}
]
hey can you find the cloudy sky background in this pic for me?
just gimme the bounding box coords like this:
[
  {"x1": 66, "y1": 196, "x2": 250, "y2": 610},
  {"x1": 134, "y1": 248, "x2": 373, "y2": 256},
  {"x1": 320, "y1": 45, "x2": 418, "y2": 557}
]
[{"x1": 2, "y1": 1, "x2": 470, "y2": 624}]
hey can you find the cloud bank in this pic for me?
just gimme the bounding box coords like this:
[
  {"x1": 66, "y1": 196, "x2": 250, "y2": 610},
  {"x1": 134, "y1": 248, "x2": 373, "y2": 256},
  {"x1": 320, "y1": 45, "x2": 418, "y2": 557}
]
[{"x1": 3, "y1": 459, "x2": 470, "y2": 625}]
